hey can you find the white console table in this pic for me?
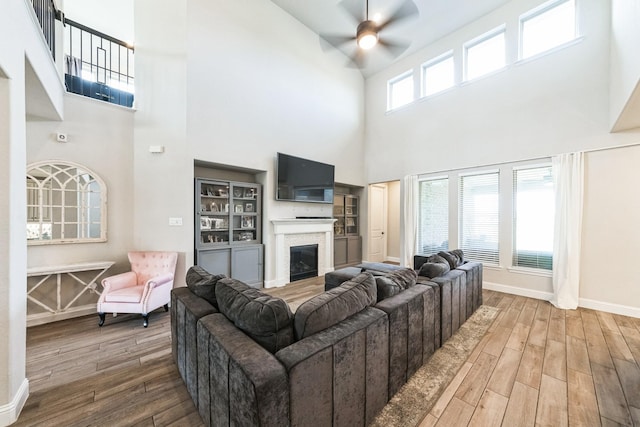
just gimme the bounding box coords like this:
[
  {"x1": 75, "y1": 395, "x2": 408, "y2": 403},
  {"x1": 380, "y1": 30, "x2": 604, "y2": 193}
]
[{"x1": 27, "y1": 261, "x2": 114, "y2": 326}]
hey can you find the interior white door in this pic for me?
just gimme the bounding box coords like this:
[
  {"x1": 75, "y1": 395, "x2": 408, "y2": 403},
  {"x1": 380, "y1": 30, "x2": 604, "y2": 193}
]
[{"x1": 369, "y1": 184, "x2": 387, "y2": 262}]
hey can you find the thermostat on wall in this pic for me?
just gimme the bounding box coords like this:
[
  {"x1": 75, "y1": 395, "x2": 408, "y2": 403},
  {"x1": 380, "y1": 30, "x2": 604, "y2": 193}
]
[{"x1": 56, "y1": 132, "x2": 67, "y2": 142}]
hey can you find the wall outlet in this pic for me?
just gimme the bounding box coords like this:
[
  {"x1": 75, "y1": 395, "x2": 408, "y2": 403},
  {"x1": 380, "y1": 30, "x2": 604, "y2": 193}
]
[{"x1": 169, "y1": 217, "x2": 183, "y2": 226}]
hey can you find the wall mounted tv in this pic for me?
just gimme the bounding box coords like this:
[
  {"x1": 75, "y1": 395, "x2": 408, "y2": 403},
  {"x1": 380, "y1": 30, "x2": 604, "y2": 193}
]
[{"x1": 276, "y1": 153, "x2": 335, "y2": 204}]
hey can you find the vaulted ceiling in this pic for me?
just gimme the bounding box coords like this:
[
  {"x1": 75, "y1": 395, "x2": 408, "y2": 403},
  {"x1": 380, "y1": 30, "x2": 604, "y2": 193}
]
[{"x1": 270, "y1": 0, "x2": 513, "y2": 76}]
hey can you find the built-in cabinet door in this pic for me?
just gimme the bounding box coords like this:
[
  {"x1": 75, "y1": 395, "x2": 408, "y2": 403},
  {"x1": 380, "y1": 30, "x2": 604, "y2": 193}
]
[
  {"x1": 197, "y1": 248, "x2": 231, "y2": 277},
  {"x1": 231, "y1": 245, "x2": 264, "y2": 288},
  {"x1": 347, "y1": 236, "x2": 362, "y2": 265},
  {"x1": 334, "y1": 238, "x2": 348, "y2": 268}
]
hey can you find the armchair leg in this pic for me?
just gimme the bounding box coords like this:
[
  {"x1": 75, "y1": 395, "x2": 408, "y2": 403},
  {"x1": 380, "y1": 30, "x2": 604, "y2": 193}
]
[
  {"x1": 163, "y1": 304, "x2": 169, "y2": 312},
  {"x1": 143, "y1": 314, "x2": 149, "y2": 328},
  {"x1": 98, "y1": 312, "x2": 105, "y2": 327}
]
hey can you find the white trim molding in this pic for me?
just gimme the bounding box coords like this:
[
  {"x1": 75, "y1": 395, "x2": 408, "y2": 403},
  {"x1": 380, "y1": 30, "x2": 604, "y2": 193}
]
[
  {"x1": 267, "y1": 218, "x2": 336, "y2": 288},
  {"x1": 483, "y1": 281, "x2": 553, "y2": 301},
  {"x1": 578, "y1": 298, "x2": 640, "y2": 319},
  {"x1": 484, "y1": 281, "x2": 640, "y2": 318},
  {"x1": 0, "y1": 378, "x2": 29, "y2": 425}
]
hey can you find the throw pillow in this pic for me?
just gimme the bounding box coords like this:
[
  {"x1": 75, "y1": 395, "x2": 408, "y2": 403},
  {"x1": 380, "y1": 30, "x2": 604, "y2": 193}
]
[
  {"x1": 185, "y1": 265, "x2": 226, "y2": 308},
  {"x1": 386, "y1": 267, "x2": 418, "y2": 289},
  {"x1": 438, "y1": 251, "x2": 458, "y2": 270},
  {"x1": 375, "y1": 275, "x2": 402, "y2": 301},
  {"x1": 418, "y1": 254, "x2": 450, "y2": 279},
  {"x1": 215, "y1": 278, "x2": 294, "y2": 353},
  {"x1": 451, "y1": 249, "x2": 464, "y2": 265},
  {"x1": 294, "y1": 272, "x2": 377, "y2": 340}
]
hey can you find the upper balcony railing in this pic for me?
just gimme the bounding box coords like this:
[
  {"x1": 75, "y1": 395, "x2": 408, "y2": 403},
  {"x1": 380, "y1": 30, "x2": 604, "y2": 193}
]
[
  {"x1": 63, "y1": 18, "x2": 135, "y2": 108},
  {"x1": 30, "y1": 0, "x2": 58, "y2": 57}
]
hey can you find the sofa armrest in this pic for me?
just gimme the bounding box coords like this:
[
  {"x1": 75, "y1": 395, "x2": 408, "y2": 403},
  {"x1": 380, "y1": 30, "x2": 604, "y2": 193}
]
[
  {"x1": 276, "y1": 307, "x2": 389, "y2": 426},
  {"x1": 145, "y1": 272, "x2": 174, "y2": 289},
  {"x1": 196, "y1": 314, "x2": 289, "y2": 427},
  {"x1": 101, "y1": 271, "x2": 137, "y2": 292}
]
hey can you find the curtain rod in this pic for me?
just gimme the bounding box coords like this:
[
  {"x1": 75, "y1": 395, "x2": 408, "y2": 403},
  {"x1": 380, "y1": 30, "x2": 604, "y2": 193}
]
[{"x1": 416, "y1": 139, "x2": 640, "y2": 179}]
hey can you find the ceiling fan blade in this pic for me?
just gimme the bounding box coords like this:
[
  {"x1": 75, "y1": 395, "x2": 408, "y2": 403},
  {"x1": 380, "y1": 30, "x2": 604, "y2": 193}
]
[
  {"x1": 378, "y1": 38, "x2": 410, "y2": 58},
  {"x1": 378, "y1": 0, "x2": 419, "y2": 31},
  {"x1": 338, "y1": 0, "x2": 366, "y2": 24},
  {"x1": 319, "y1": 33, "x2": 357, "y2": 52}
]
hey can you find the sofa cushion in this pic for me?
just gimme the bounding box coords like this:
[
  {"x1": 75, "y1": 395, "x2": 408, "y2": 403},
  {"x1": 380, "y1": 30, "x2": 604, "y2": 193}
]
[
  {"x1": 215, "y1": 278, "x2": 294, "y2": 353},
  {"x1": 375, "y1": 268, "x2": 418, "y2": 301},
  {"x1": 417, "y1": 254, "x2": 450, "y2": 279},
  {"x1": 185, "y1": 265, "x2": 226, "y2": 308},
  {"x1": 294, "y1": 272, "x2": 377, "y2": 340}
]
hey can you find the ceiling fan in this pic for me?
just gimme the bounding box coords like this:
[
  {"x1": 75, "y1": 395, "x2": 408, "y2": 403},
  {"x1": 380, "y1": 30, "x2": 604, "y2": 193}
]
[{"x1": 320, "y1": 0, "x2": 420, "y2": 68}]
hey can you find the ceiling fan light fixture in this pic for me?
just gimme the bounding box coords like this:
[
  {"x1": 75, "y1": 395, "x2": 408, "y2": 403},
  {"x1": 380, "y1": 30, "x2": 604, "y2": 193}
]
[{"x1": 357, "y1": 20, "x2": 378, "y2": 50}]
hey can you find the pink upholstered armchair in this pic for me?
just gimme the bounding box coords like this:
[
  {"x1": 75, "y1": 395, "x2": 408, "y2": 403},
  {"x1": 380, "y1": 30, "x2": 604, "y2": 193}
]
[{"x1": 98, "y1": 251, "x2": 178, "y2": 328}]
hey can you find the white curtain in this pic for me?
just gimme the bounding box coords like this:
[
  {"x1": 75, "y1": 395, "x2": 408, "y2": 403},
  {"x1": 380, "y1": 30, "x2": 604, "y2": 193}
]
[
  {"x1": 551, "y1": 152, "x2": 584, "y2": 309},
  {"x1": 402, "y1": 175, "x2": 418, "y2": 268}
]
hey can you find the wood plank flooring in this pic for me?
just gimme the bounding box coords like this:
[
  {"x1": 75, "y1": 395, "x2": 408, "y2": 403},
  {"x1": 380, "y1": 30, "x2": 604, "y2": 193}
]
[
  {"x1": 15, "y1": 283, "x2": 640, "y2": 426},
  {"x1": 421, "y1": 290, "x2": 640, "y2": 427}
]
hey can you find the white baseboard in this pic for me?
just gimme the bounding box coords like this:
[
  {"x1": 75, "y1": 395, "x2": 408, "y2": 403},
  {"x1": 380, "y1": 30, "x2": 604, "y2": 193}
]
[
  {"x1": 385, "y1": 257, "x2": 401, "y2": 263},
  {"x1": 578, "y1": 298, "x2": 640, "y2": 319},
  {"x1": 483, "y1": 281, "x2": 553, "y2": 301},
  {"x1": 484, "y1": 281, "x2": 640, "y2": 318},
  {"x1": 0, "y1": 378, "x2": 29, "y2": 426}
]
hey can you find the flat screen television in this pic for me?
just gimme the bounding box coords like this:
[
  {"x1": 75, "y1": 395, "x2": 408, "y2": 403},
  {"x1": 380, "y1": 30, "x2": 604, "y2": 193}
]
[{"x1": 276, "y1": 153, "x2": 335, "y2": 204}]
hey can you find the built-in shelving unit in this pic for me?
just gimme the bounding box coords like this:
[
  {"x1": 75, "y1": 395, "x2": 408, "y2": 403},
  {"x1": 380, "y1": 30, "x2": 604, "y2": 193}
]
[{"x1": 195, "y1": 178, "x2": 263, "y2": 287}]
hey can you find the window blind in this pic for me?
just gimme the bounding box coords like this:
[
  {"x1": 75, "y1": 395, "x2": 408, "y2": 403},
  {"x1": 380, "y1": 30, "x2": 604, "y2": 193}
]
[
  {"x1": 513, "y1": 165, "x2": 554, "y2": 270},
  {"x1": 459, "y1": 172, "x2": 500, "y2": 264},
  {"x1": 418, "y1": 178, "x2": 449, "y2": 255}
]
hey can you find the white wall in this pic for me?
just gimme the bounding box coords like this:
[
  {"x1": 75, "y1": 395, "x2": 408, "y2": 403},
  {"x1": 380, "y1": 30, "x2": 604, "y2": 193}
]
[
  {"x1": 609, "y1": 0, "x2": 640, "y2": 130},
  {"x1": 134, "y1": 0, "x2": 365, "y2": 286},
  {"x1": 0, "y1": 0, "x2": 65, "y2": 422},
  {"x1": 63, "y1": 0, "x2": 134, "y2": 44},
  {"x1": 26, "y1": 94, "x2": 135, "y2": 274},
  {"x1": 363, "y1": 0, "x2": 640, "y2": 314}
]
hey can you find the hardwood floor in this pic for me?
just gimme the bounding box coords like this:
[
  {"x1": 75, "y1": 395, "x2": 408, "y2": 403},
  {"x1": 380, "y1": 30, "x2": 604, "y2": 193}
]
[
  {"x1": 15, "y1": 283, "x2": 640, "y2": 426},
  {"x1": 421, "y1": 290, "x2": 640, "y2": 427}
]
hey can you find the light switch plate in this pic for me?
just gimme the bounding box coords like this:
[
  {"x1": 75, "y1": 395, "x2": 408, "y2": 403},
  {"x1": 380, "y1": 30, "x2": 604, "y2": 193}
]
[{"x1": 169, "y1": 217, "x2": 183, "y2": 226}]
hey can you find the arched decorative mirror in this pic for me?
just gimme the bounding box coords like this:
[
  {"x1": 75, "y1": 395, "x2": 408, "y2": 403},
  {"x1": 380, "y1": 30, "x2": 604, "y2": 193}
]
[{"x1": 26, "y1": 161, "x2": 107, "y2": 244}]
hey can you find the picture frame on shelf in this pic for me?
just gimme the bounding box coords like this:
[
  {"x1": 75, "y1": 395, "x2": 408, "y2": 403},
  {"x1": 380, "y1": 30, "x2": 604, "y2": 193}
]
[
  {"x1": 346, "y1": 207, "x2": 353, "y2": 215},
  {"x1": 206, "y1": 187, "x2": 214, "y2": 196},
  {"x1": 239, "y1": 231, "x2": 253, "y2": 241},
  {"x1": 245, "y1": 202, "x2": 254, "y2": 212},
  {"x1": 233, "y1": 188, "x2": 242, "y2": 198},
  {"x1": 244, "y1": 188, "x2": 256, "y2": 198},
  {"x1": 235, "y1": 204, "x2": 243, "y2": 213},
  {"x1": 241, "y1": 216, "x2": 254, "y2": 229},
  {"x1": 200, "y1": 217, "x2": 211, "y2": 230}
]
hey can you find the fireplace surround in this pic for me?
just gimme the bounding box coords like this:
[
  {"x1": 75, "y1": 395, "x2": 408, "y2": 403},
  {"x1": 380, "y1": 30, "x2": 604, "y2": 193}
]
[{"x1": 269, "y1": 218, "x2": 336, "y2": 287}]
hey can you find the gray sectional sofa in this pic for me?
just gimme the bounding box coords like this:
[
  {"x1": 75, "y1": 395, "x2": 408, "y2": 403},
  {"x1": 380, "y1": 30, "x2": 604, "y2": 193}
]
[{"x1": 171, "y1": 251, "x2": 481, "y2": 426}]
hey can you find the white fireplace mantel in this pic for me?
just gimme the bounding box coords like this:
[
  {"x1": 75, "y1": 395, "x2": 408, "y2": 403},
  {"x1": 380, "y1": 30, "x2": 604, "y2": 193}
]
[{"x1": 268, "y1": 218, "x2": 337, "y2": 288}]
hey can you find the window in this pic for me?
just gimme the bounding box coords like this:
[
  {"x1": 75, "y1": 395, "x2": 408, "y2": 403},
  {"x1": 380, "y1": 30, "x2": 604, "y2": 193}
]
[
  {"x1": 464, "y1": 28, "x2": 506, "y2": 81},
  {"x1": 459, "y1": 171, "x2": 500, "y2": 264},
  {"x1": 422, "y1": 53, "x2": 454, "y2": 97},
  {"x1": 513, "y1": 166, "x2": 554, "y2": 269},
  {"x1": 27, "y1": 161, "x2": 107, "y2": 244},
  {"x1": 418, "y1": 178, "x2": 449, "y2": 254},
  {"x1": 520, "y1": 0, "x2": 576, "y2": 59},
  {"x1": 387, "y1": 71, "x2": 414, "y2": 110}
]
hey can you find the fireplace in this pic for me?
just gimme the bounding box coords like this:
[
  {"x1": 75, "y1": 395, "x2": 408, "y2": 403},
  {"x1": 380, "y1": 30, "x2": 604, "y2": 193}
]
[{"x1": 290, "y1": 244, "x2": 318, "y2": 282}]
